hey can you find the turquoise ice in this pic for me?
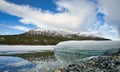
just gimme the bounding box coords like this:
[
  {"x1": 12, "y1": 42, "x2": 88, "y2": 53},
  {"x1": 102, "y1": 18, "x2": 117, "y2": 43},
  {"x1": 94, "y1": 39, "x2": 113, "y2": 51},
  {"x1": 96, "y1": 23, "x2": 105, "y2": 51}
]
[{"x1": 54, "y1": 41, "x2": 120, "y2": 61}]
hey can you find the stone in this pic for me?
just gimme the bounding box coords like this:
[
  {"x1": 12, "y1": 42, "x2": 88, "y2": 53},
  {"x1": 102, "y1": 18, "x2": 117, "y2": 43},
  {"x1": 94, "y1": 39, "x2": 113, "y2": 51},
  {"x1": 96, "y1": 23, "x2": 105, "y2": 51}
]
[
  {"x1": 91, "y1": 61, "x2": 96, "y2": 65},
  {"x1": 104, "y1": 48, "x2": 120, "y2": 55},
  {"x1": 54, "y1": 70, "x2": 62, "y2": 72}
]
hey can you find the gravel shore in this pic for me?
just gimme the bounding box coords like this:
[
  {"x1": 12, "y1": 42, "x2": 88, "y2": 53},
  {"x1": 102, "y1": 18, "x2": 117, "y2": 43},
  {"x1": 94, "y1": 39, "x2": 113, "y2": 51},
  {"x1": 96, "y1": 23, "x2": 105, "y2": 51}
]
[{"x1": 54, "y1": 55, "x2": 120, "y2": 72}]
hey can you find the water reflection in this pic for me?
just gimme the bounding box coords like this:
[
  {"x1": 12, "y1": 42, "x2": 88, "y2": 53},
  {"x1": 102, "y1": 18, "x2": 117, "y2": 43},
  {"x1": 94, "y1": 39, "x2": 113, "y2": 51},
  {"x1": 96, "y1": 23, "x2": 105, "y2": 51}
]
[
  {"x1": 0, "y1": 56, "x2": 36, "y2": 72},
  {"x1": 0, "y1": 51, "x2": 58, "y2": 72}
]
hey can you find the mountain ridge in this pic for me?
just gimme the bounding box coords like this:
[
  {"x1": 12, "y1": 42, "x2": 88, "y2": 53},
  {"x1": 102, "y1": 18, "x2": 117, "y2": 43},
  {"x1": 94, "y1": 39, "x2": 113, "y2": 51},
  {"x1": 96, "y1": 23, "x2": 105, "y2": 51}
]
[{"x1": 0, "y1": 28, "x2": 110, "y2": 45}]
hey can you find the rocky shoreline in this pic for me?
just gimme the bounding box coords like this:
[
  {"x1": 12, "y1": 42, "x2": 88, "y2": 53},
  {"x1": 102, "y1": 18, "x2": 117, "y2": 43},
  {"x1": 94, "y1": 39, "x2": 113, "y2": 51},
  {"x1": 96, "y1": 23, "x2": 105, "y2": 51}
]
[
  {"x1": 54, "y1": 48, "x2": 120, "y2": 72},
  {"x1": 54, "y1": 55, "x2": 120, "y2": 72}
]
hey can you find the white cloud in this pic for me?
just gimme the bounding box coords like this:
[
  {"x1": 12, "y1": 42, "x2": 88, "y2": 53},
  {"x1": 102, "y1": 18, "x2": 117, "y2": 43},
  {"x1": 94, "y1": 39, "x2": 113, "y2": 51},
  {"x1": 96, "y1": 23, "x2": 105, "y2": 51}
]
[
  {"x1": 55, "y1": 0, "x2": 97, "y2": 31},
  {"x1": 19, "y1": 19, "x2": 32, "y2": 24},
  {"x1": 8, "y1": 25, "x2": 31, "y2": 31},
  {"x1": 0, "y1": 0, "x2": 97, "y2": 31},
  {"x1": 99, "y1": 0, "x2": 120, "y2": 21},
  {"x1": 89, "y1": 21, "x2": 119, "y2": 40},
  {"x1": 0, "y1": 24, "x2": 30, "y2": 31},
  {"x1": 99, "y1": 0, "x2": 120, "y2": 37}
]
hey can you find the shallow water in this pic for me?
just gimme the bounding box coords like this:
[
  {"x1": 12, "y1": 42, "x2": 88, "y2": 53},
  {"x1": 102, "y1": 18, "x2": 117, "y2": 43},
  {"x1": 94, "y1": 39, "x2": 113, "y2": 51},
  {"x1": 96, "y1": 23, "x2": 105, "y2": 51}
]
[
  {"x1": 0, "y1": 46, "x2": 58, "y2": 72},
  {"x1": 0, "y1": 56, "x2": 36, "y2": 72},
  {"x1": 0, "y1": 55, "x2": 68, "y2": 72}
]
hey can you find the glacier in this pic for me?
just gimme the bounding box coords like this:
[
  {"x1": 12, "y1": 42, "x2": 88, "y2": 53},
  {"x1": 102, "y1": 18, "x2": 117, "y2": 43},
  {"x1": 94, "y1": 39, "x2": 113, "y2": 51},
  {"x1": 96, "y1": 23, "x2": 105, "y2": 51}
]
[{"x1": 54, "y1": 41, "x2": 120, "y2": 61}]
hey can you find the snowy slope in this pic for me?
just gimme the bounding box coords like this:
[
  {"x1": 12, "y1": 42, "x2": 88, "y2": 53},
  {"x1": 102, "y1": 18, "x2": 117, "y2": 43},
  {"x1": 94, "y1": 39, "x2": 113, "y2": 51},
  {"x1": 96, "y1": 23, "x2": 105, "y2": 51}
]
[{"x1": 25, "y1": 28, "x2": 80, "y2": 38}]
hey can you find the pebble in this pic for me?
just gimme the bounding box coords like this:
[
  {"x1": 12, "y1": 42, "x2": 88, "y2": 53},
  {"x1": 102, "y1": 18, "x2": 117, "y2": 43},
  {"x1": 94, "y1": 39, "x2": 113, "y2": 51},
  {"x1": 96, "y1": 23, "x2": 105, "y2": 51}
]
[{"x1": 54, "y1": 70, "x2": 62, "y2": 72}]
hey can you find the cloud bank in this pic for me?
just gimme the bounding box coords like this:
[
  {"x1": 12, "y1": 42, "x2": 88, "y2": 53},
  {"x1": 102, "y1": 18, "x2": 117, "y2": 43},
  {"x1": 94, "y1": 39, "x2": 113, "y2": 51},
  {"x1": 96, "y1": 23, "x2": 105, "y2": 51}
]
[
  {"x1": 0, "y1": 0, "x2": 120, "y2": 40},
  {"x1": 0, "y1": 0, "x2": 96, "y2": 31},
  {"x1": 99, "y1": 0, "x2": 120, "y2": 38}
]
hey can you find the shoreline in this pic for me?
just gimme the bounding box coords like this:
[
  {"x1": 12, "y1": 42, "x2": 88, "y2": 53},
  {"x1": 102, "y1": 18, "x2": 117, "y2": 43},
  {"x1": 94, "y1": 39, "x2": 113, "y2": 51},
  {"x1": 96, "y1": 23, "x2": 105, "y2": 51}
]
[{"x1": 54, "y1": 55, "x2": 120, "y2": 72}]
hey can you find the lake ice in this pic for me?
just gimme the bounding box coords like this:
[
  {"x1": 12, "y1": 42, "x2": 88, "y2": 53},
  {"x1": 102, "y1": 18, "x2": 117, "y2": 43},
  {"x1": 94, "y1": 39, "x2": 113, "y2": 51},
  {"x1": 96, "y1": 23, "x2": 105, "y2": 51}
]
[
  {"x1": 54, "y1": 41, "x2": 120, "y2": 61},
  {"x1": 0, "y1": 41, "x2": 120, "y2": 72},
  {"x1": 0, "y1": 45, "x2": 55, "y2": 54}
]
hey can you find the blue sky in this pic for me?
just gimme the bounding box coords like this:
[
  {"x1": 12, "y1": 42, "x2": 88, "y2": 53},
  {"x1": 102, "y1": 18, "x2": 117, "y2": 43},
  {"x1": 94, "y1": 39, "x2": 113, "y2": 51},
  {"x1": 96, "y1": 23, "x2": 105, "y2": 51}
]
[
  {"x1": 0, "y1": 0, "x2": 57, "y2": 34},
  {"x1": 0, "y1": 0, "x2": 120, "y2": 40}
]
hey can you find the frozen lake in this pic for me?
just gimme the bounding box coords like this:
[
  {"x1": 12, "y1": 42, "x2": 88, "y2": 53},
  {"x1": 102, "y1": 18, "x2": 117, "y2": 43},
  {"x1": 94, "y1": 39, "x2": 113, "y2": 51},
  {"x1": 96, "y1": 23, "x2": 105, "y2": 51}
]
[
  {"x1": 0, "y1": 45, "x2": 61, "y2": 72},
  {"x1": 0, "y1": 41, "x2": 120, "y2": 72},
  {"x1": 0, "y1": 45, "x2": 55, "y2": 54}
]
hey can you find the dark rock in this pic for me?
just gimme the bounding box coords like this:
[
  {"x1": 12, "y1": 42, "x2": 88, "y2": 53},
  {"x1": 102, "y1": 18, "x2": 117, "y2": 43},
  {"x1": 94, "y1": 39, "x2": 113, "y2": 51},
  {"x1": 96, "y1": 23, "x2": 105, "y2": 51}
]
[{"x1": 104, "y1": 48, "x2": 120, "y2": 55}]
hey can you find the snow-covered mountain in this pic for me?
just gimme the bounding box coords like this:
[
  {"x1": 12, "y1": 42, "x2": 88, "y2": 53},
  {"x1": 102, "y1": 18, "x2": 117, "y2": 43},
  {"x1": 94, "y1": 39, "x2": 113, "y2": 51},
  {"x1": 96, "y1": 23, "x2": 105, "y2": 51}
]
[
  {"x1": 0, "y1": 28, "x2": 110, "y2": 45},
  {"x1": 25, "y1": 28, "x2": 81, "y2": 38},
  {"x1": 25, "y1": 28, "x2": 110, "y2": 40}
]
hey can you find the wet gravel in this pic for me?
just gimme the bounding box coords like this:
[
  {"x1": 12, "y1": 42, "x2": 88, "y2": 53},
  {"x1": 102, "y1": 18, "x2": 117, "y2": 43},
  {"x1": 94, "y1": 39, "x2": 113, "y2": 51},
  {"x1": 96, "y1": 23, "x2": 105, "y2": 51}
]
[{"x1": 55, "y1": 55, "x2": 120, "y2": 72}]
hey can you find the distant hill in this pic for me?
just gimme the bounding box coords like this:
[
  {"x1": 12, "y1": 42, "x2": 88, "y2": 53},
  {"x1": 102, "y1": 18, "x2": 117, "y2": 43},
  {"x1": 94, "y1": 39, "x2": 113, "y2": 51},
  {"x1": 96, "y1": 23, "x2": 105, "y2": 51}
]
[{"x1": 0, "y1": 28, "x2": 110, "y2": 45}]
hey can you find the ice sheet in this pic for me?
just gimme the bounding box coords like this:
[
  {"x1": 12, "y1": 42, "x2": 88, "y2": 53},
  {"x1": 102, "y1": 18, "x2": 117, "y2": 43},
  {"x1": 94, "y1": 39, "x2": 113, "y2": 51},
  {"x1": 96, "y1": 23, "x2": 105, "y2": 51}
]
[
  {"x1": 54, "y1": 41, "x2": 120, "y2": 61},
  {"x1": 0, "y1": 45, "x2": 55, "y2": 54}
]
